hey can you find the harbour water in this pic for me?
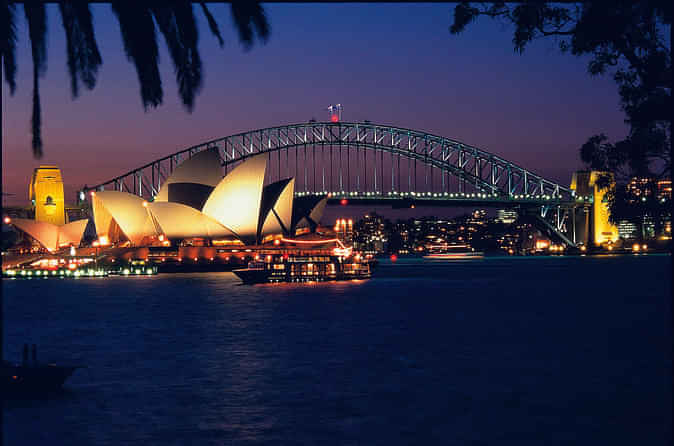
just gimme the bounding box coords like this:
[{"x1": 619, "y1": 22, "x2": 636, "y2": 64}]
[{"x1": 2, "y1": 255, "x2": 671, "y2": 445}]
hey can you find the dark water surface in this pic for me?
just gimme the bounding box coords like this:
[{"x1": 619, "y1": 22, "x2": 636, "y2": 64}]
[{"x1": 2, "y1": 255, "x2": 671, "y2": 445}]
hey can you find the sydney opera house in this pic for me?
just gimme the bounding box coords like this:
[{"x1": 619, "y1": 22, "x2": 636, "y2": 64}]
[
  {"x1": 3, "y1": 155, "x2": 365, "y2": 281},
  {"x1": 90, "y1": 150, "x2": 327, "y2": 248},
  {"x1": 5, "y1": 165, "x2": 90, "y2": 252}
]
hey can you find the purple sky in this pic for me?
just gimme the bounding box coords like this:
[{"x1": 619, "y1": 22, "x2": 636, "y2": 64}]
[{"x1": 2, "y1": 3, "x2": 627, "y2": 211}]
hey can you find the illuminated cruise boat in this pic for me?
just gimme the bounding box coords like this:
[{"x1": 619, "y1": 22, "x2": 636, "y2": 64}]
[
  {"x1": 422, "y1": 243, "x2": 484, "y2": 260},
  {"x1": 233, "y1": 239, "x2": 371, "y2": 284}
]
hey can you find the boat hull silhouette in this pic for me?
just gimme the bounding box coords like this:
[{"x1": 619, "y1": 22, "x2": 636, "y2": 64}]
[{"x1": 1, "y1": 362, "x2": 81, "y2": 395}]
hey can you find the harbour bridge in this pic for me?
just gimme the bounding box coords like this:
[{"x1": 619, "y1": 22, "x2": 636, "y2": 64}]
[{"x1": 81, "y1": 122, "x2": 592, "y2": 246}]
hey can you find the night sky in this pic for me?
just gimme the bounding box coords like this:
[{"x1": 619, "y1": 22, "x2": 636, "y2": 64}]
[{"x1": 2, "y1": 3, "x2": 627, "y2": 210}]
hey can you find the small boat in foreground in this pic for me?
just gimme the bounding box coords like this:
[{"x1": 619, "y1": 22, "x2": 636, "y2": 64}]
[
  {"x1": 1, "y1": 362, "x2": 82, "y2": 395},
  {"x1": 1, "y1": 346, "x2": 84, "y2": 396}
]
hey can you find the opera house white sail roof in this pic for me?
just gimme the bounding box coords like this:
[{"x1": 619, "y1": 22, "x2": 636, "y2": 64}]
[
  {"x1": 259, "y1": 178, "x2": 295, "y2": 237},
  {"x1": 91, "y1": 153, "x2": 327, "y2": 246},
  {"x1": 148, "y1": 202, "x2": 235, "y2": 239},
  {"x1": 202, "y1": 154, "x2": 267, "y2": 243},
  {"x1": 153, "y1": 147, "x2": 222, "y2": 208},
  {"x1": 8, "y1": 218, "x2": 89, "y2": 252}
]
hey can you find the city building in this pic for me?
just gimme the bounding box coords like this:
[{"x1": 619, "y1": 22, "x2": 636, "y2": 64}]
[
  {"x1": 348, "y1": 208, "x2": 586, "y2": 256},
  {"x1": 470, "y1": 209, "x2": 487, "y2": 223},
  {"x1": 627, "y1": 177, "x2": 655, "y2": 201},
  {"x1": 90, "y1": 150, "x2": 327, "y2": 247},
  {"x1": 657, "y1": 179, "x2": 672, "y2": 200},
  {"x1": 625, "y1": 177, "x2": 672, "y2": 201},
  {"x1": 389, "y1": 220, "x2": 413, "y2": 254},
  {"x1": 622, "y1": 177, "x2": 671, "y2": 240},
  {"x1": 334, "y1": 218, "x2": 353, "y2": 246},
  {"x1": 353, "y1": 212, "x2": 389, "y2": 254},
  {"x1": 628, "y1": 177, "x2": 649, "y2": 194},
  {"x1": 663, "y1": 219, "x2": 672, "y2": 239},
  {"x1": 617, "y1": 220, "x2": 639, "y2": 240},
  {"x1": 496, "y1": 209, "x2": 518, "y2": 224}
]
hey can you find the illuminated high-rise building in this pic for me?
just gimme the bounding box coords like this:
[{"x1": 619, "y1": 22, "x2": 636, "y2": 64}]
[
  {"x1": 496, "y1": 209, "x2": 518, "y2": 224},
  {"x1": 656, "y1": 179, "x2": 672, "y2": 200},
  {"x1": 626, "y1": 177, "x2": 652, "y2": 201},
  {"x1": 353, "y1": 213, "x2": 389, "y2": 254},
  {"x1": 625, "y1": 177, "x2": 671, "y2": 202},
  {"x1": 617, "y1": 220, "x2": 639, "y2": 240},
  {"x1": 334, "y1": 218, "x2": 353, "y2": 246}
]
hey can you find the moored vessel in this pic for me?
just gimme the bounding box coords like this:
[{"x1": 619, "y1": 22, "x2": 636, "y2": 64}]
[
  {"x1": 1, "y1": 362, "x2": 82, "y2": 394},
  {"x1": 423, "y1": 243, "x2": 484, "y2": 260},
  {"x1": 233, "y1": 253, "x2": 371, "y2": 284},
  {"x1": 1, "y1": 345, "x2": 84, "y2": 396}
]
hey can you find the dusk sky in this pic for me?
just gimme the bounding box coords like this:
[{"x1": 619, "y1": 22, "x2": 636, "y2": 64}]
[{"x1": 2, "y1": 3, "x2": 627, "y2": 210}]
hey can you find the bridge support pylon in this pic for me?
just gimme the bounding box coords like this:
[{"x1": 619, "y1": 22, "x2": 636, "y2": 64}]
[{"x1": 570, "y1": 171, "x2": 619, "y2": 247}]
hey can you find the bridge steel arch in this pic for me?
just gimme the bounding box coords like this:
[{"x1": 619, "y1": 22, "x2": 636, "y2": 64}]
[{"x1": 82, "y1": 122, "x2": 577, "y2": 208}]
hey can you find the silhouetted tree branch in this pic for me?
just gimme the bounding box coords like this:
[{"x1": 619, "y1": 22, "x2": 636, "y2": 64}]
[
  {"x1": 59, "y1": 0, "x2": 102, "y2": 99},
  {"x1": 1, "y1": 2, "x2": 18, "y2": 94},
  {"x1": 1, "y1": 0, "x2": 270, "y2": 157},
  {"x1": 200, "y1": 2, "x2": 223, "y2": 47},
  {"x1": 150, "y1": 2, "x2": 203, "y2": 111},
  {"x1": 450, "y1": 1, "x2": 672, "y2": 168},
  {"x1": 450, "y1": 1, "x2": 672, "y2": 234},
  {"x1": 24, "y1": 0, "x2": 47, "y2": 157}
]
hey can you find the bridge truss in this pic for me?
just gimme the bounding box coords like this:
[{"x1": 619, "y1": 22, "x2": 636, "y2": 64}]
[
  {"x1": 83, "y1": 122, "x2": 577, "y2": 203},
  {"x1": 81, "y1": 122, "x2": 589, "y2": 245}
]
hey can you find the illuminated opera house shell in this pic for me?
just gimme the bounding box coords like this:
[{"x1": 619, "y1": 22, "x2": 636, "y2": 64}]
[
  {"x1": 7, "y1": 164, "x2": 89, "y2": 252},
  {"x1": 8, "y1": 218, "x2": 88, "y2": 252},
  {"x1": 92, "y1": 150, "x2": 327, "y2": 246}
]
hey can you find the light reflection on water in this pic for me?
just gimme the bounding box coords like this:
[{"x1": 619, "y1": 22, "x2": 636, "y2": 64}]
[{"x1": 2, "y1": 255, "x2": 671, "y2": 445}]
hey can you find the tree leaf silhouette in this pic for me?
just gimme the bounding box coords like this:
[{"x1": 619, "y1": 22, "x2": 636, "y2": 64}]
[
  {"x1": 59, "y1": 0, "x2": 102, "y2": 99},
  {"x1": 4, "y1": 1, "x2": 271, "y2": 158},
  {"x1": 200, "y1": 2, "x2": 224, "y2": 47},
  {"x1": 1, "y1": 1, "x2": 17, "y2": 94},
  {"x1": 24, "y1": 0, "x2": 47, "y2": 158},
  {"x1": 231, "y1": 0, "x2": 269, "y2": 50},
  {"x1": 151, "y1": 2, "x2": 202, "y2": 111},
  {"x1": 111, "y1": 1, "x2": 163, "y2": 109}
]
